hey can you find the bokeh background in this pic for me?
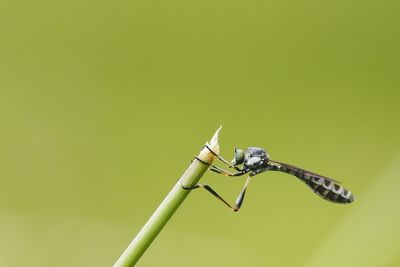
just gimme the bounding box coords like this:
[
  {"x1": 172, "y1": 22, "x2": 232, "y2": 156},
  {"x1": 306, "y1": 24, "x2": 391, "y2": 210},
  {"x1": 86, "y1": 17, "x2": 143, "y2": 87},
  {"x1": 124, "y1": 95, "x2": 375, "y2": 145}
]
[{"x1": 1, "y1": 0, "x2": 399, "y2": 266}]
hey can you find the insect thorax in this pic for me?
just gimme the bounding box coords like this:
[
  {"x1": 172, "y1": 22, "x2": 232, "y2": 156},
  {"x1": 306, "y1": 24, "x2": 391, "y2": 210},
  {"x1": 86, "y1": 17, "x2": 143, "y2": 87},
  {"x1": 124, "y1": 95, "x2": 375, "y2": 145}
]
[{"x1": 243, "y1": 147, "x2": 270, "y2": 175}]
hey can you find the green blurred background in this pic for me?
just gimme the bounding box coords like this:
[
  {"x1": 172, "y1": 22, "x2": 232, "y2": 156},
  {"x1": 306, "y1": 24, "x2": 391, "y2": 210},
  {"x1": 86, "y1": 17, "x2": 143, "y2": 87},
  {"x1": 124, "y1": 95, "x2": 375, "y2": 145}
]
[{"x1": 1, "y1": 0, "x2": 399, "y2": 266}]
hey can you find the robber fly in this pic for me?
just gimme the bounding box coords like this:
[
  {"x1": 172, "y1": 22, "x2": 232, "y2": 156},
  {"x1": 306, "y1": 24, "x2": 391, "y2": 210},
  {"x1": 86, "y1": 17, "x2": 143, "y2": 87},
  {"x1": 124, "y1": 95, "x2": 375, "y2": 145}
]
[{"x1": 181, "y1": 146, "x2": 355, "y2": 212}]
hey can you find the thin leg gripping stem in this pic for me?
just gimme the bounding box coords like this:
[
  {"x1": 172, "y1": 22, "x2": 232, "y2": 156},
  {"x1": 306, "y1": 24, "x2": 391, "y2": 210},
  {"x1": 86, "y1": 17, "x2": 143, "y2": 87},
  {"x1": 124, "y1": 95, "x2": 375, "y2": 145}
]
[
  {"x1": 113, "y1": 127, "x2": 221, "y2": 267},
  {"x1": 180, "y1": 175, "x2": 252, "y2": 212}
]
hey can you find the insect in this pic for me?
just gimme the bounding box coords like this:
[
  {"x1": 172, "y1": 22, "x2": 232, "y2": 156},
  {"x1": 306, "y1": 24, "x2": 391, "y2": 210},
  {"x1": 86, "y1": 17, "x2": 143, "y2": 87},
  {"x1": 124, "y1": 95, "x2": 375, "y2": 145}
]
[{"x1": 181, "y1": 146, "x2": 355, "y2": 212}]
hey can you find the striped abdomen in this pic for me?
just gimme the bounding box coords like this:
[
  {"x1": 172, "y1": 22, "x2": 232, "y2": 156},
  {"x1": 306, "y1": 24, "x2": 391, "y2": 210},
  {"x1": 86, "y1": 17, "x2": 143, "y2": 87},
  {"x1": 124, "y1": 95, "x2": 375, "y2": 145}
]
[{"x1": 268, "y1": 160, "x2": 355, "y2": 204}]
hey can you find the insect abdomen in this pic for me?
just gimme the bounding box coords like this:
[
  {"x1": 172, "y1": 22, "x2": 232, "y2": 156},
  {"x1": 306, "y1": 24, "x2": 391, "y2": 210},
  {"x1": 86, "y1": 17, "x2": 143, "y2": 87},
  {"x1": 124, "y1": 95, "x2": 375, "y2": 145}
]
[
  {"x1": 304, "y1": 175, "x2": 354, "y2": 204},
  {"x1": 269, "y1": 161, "x2": 355, "y2": 204}
]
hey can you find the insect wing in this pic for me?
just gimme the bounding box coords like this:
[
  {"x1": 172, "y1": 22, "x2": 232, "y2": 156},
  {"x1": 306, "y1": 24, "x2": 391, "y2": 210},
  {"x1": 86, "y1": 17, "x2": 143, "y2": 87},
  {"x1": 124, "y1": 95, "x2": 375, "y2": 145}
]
[{"x1": 269, "y1": 160, "x2": 341, "y2": 184}]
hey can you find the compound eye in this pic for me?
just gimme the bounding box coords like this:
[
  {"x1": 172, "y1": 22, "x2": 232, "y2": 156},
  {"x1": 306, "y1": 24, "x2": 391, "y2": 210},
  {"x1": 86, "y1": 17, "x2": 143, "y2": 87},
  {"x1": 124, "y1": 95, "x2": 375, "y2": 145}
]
[{"x1": 232, "y1": 148, "x2": 245, "y2": 165}]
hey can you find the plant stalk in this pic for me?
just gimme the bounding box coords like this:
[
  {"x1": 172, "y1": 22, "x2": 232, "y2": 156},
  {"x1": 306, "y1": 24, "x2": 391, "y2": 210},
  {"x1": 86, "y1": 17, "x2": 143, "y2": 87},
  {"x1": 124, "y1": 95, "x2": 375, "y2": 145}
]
[{"x1": 113, "y1": 126, "x2": 222, "y2": 267}]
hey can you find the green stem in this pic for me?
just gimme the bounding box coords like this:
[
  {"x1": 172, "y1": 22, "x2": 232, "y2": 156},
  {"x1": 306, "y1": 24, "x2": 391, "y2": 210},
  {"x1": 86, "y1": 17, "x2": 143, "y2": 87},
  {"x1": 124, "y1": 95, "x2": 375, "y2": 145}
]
[{"x1": 113, "y1": 127, "x2": 222, "y2": 267}]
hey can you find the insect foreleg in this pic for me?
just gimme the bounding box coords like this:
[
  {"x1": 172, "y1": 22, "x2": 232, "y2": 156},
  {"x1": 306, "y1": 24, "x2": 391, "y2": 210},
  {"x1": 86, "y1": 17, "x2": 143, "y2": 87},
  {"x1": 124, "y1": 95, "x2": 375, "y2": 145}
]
[
  {"x1": 210, "y1": 165, "x2": 245, "y2": 177},
  {"x1": 191, "y1": 156, "x2": 244, "y2": 176},
  {"x1": 204, "y1": 145, "x2": 242, "y2": 172}
]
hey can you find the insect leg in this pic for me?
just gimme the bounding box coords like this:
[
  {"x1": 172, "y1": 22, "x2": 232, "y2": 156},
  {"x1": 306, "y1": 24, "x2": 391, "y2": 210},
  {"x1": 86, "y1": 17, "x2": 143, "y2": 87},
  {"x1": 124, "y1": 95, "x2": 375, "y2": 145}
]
[
  {"x1": 234, "y1": 176, "x2": 252, "y2": 211},
  {"x1": 204, "y1": 145, "x2": 243, "y2": 172},
  {"x1": 210, "y1": 165, "x2": 245, "y2": 177},
  {"x1": 191, "y1": 156, "x2": 244, "y2": 176},
  {"x1": 180, "y1": 175, "x2": 252, "y2": 212}
]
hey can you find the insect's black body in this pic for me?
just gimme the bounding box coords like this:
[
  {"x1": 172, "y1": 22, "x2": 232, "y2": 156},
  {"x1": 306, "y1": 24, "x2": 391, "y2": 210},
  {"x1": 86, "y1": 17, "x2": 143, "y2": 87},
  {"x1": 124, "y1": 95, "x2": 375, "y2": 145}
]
[
  {"x1": 240, "y1": 147, "x2": 354, "y2": 204},
  {"x1": 183, "y1": 145, "x2": 355, "y2": 212},
  {"x1": 242, "y1": 147, "x2": 270, "y2": 175}
]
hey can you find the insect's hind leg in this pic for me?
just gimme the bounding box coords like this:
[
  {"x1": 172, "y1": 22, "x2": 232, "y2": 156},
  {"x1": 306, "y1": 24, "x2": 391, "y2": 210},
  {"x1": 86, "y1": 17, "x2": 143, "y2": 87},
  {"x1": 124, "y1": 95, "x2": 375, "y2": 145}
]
[{"x1": 180, "y1": 175, "x2": 252, "y2": 212}]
